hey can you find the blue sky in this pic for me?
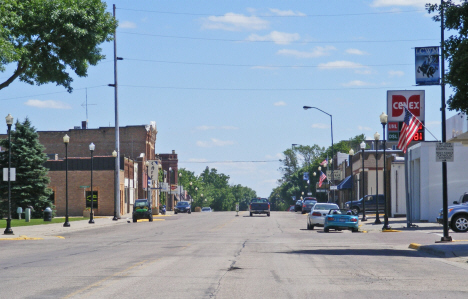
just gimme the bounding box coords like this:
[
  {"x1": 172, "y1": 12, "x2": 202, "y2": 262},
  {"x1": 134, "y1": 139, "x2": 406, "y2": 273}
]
[{"x1": 1, "y1": 0, "x2": 455, "y2": 197}]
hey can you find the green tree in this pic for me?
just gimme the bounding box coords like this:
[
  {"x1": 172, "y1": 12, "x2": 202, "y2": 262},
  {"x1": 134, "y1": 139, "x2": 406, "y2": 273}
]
[
  {"x1": 427, "y1": 1, "x2": 468, "y2": 113},
  {"x1": 0, "y1": 0, "x2": 117, "y2": 92},
  {"x1": 278, "y1": 148, "x2": 298, "y2": 183},
  {"x1": 0, "y1": 118, "x2": 53, "y2": 218},
  {"x1": 295, "y1": 144, "x2": 324, "y2": 168}
]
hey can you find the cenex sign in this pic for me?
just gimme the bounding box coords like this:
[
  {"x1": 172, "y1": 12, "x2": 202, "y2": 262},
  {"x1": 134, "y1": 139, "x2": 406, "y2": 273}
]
[{"x1": 386, "y1": 90, "x2": 425, "y2": 142}]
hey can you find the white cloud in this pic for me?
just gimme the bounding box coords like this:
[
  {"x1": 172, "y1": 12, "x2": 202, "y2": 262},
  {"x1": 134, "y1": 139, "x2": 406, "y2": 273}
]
[
  {"x1": 342, "y1": 80, "x2": 372, "y2": 87},
  {"x1": 24, "y1": 99, "x2": 71, "y2": 109},
  {"x1": 119, "y1": 21, "x2": 137, "y2": 29},
  {"x1": 388, "y1": 70, "x2": 405, "y2": 77},
  {"x1": 311, "y1": 123, "x2": 329, "y2": 129},
  {"x1": 346, "y1": 48, "x2": 367, "y2": 55},
  {"x1": 269, "y1": 8, "x2": 306, "y2": 17},
  {"x1": 221, "y1": 126, "x2": 238, "y2": 130},
  {"x1": 371, "y1": 0, "x2": 437, "y2": 7},
  {"x1": 358, "y1": 125, "x2": 372, "y2": 131},
  {"x1": 277, "y1": 46, "x2": 336, "y2": 58},
  {"x1": 202, "y1": 13, "x2": 269, "y2": 31},
  {"x1": 318, "y1": 60, "x2": 365, "y2": 70},
  {"x1": 274, "y1": 101, "x2": 286, "y2": 106},
  {"x1": 196, "y1": 138, "x2": 235, "y2": 148},
  {"x1": 265, "y1": 153, "x2": 283, "y2": 159},
  {"x1": 247, "y1": 31, "x2": 300, "y2": 45}
]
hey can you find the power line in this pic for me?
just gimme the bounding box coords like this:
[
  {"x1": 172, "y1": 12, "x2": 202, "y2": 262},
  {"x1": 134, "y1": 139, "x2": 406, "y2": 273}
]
[
  {"x1": 180, "y1": 160, "x2": 279, "y2": 163},
  {"x1": 118, "y1": 31, "x2": 437, "y2": 44},
  {"x1": 117, "y1": 7, "x2": 425, "y2": 17},
  {"x1": 0, "y1": 85, "x2": 107, "y2": 101}
]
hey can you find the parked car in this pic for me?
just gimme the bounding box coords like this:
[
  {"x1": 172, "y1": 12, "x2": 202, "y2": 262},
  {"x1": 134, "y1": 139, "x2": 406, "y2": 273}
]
[
  {"x1": 436, "y1": 202, "x2": 468, "y2": 232},
  {"x1": 295, "y1": 200, "x2": 303, "y2": 212},
  {"x1": 302, "y1": 197, "x2": 317, "y2": 214},
  {"x1": 201, "y1": 207, "x2": 212, "y2": 212},
  {"x1": 344, "y1": 195, "x2": 385, "y2": 215},
  {"x1": 174, "y1": 201, "x2": 191, "y2": 214},
  {"x1": 453, "y1": 192, "x2": 468, "y2": 205},
  {"x1": 132, "y1": 199, "x2": 153, "y2": 222},
  {"x1": 249, "y1": 198, "x2": 270, "y2": 217},
  {"x1": 323, "y1": 208, "x2": 359, "y2": 233},
  {"x1": 288, "y1": 205, "x2": 295, "y2": 212},
  {"x1": 307, "y1": 203, "x2": 339, "y2": 230}
]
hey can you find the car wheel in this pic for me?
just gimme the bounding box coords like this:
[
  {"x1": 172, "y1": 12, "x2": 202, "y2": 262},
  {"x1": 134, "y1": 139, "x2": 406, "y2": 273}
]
[
  {"x1": 175, "y1": 211, "x2": 178, "y2": 214},
  {"x1": 133, "y1": 217, "x2": 137, "y2": 223},
  {"x1": 250, "y1": 212, "x2": 253, "y2": 217},
  {"x1": 188, "y1": 211, "x2": 191, "y2": 214},
  {"x1": 352, "y1": 228, "x2": 359, "y2": 233},
  {"x1": 352, "y1": 207, "x2": 360, "y2": 215},
  {"x1": 307, "y1": 223, "x2": 311, "y2": 230},
  {"x1": 451, "y1": 214, "x2": 468, "y2": 232},
  {"x1": 267, "y1": 213, "x2": 270, "y2": 217},
  {"x1": 310, "y1": 225, "x2": 315, "y2": 230},
  {"x1": 324, "y1": 227, "x2": 330, "y2": 233}
]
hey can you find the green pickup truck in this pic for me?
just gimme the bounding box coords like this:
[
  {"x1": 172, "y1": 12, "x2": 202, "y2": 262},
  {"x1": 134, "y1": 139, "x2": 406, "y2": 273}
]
[{"x1": 133, "y1": 199, "x2": 153, "y2": 222}]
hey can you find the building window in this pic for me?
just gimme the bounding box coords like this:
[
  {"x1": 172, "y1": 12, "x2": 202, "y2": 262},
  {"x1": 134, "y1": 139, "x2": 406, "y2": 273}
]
[
  {"x1": 86, "y1": 191, "x2": 98, "y2": 209},
  {"x1": 49, "y1": 189, "x2": 56, "y2": 205}
]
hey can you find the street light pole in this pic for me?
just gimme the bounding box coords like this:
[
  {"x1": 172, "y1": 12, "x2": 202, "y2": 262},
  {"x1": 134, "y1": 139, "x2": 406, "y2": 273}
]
[
  {"x1": 360, "y1": 141, "x2": 367, "y2": 222},
  {"x1": 89, "y1": 143, "x2": 95, "y2": 224},
  {"x1": 4, "y1": 114, "x2": 14, "y2": 235},
  {"x1": 380, "y1": 112, "x2": 391, "y2": 230},
  {"x1": 169, "y1": 167, "x2": 173, "y2": 210},
  {"x1": 348, "y1": 149, "x2": 354, "y2": 214},
  {"x1": 374, "y1": 132, "x2": 382, "y2": 224},
  {"x1": 63, "y1": 134, "x2": 70, "y2": 227},
  {"x1": 179, "y1": 172, "x2": 182, "y2": 202},
  {"x1": 112, "y1": 150, "x2": 118, "y2": 220}
]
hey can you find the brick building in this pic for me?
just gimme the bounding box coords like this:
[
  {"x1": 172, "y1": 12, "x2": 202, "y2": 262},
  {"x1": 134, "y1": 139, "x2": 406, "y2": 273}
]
[{"x1": 159, "y1": 150, "x2": 179, "y2": 211}]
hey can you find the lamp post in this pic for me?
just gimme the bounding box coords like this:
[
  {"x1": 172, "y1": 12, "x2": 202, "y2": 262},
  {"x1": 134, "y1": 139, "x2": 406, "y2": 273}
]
[
  {"x1": 4, "y1": 114, "x2": 14, "y2": 235},
  {"x1": 360, "y1": 141, "x2": 367, "y2": 221},
  {"x1": 380, "y1": 112, "x2": 391, "y2": 230},
  {"x1": 169, "y1": 167, "x2": 173, "y2": 210},
  {"x1": 89, "y1": 143, "x2": 95, "y2": 224},
  {"x1": 179, "y1": 172, "x2": 182, "y2": 202},
  {"x1": 303, "y1": 106, "x2": 335, "y2": 203},
  {"x1": 63, "y1": 134, "x2": 70, "y2": 227},
  {"x1": 374, "y1": 132, "x2": 382, "y2": 224},
  {"x1": 313, "y1": 172, "x2": 316, "y2": 196},
  {"x1": 112, "y1": 150, "x2": 118, "y2": 221},
  {"x1": 145, "y1": 161, "x2": 150, "y2": 203},
  {"x1": 349, "y1": 149, "x2": 354, "y2": 214}
]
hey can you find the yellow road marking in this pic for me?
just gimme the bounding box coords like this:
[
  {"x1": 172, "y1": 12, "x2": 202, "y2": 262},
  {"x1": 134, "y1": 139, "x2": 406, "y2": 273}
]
[
  {"x1": 409, "y1": 243, "x2": 421, "y2": 250},
  {"x1": 0, "y1": 236, "x2": 43, "y2": 240},
  {"x1": 135, "y1": 219, "x2": 165, "y2": 222}
]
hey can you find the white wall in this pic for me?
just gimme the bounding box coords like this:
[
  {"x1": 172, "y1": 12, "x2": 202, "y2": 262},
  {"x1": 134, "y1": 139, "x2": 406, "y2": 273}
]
[
  {"x1": 390, "y1": 162, "x2": 406, "y2": 216},
  {"x1": 408, "y1": 142, "x2": 468, "y2": 222}
]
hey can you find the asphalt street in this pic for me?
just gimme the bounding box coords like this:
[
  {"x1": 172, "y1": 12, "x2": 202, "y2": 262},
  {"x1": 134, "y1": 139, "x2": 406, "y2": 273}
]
[{"x1": 1, "y1": 212, "x2": 468, "y2": 298}]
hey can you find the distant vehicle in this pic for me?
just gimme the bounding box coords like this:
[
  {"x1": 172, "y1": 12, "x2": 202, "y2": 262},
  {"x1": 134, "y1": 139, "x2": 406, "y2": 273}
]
[
  {"x1": 301, "y1": 197, "x2": 317, "y2": 214},
  {"x1": 437, "y1": 202, "x2": 468, "y2": 232},
  {"x1": 249, "y1": 198, "x2": 270, "y2": 217},
  {"x1": 288, "y1": 205, "x2": 295, "y2": 212},
  {"x1": 344, "y1": 195, "x2": 385, "y2": 215},
  {"x1": 201, "y1": 207, "x2": 212, "y2": 212},
  {"x1": 133, "y1": 199, "x2": 153, "y2": 222},
  {"x1": 295, "y1": 200, "x2": 303, "y2": 212},
  {"x1": 307, "y1": 203, "x2": 339, "y2": 230},
  {"x1": 323, "y1": 209, "x2": 359, "y2": 233},
  {"x1": 175, "y1": 201, "x2": 191, "y2": 214}
]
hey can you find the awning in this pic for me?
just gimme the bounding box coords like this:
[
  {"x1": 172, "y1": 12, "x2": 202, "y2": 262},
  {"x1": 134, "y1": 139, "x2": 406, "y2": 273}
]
[{"x1": 337, "y1": 175, "x2": 352, "y2": 190}]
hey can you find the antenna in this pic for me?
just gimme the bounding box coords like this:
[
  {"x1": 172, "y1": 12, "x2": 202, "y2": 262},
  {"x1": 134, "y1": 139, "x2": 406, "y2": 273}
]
[{"x1": 81, "y1": 88, "x2": 97, "y2": 121}]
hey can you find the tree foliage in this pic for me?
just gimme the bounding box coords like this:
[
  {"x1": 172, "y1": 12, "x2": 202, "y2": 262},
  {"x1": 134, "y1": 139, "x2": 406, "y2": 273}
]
[
  {"x1": 0, "y1": 118, "x2": 53, "y2": 218},
  {"x1": 0, "y1": 0, "x2": 117, "y2": 92},
  {"x1": 427, "y1": 1, "x2": 468, "y2": 113}
]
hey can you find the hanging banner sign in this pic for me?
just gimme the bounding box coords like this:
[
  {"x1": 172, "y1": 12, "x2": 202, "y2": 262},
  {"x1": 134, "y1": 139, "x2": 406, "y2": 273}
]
[
  {"x1": 415, "y1": 46, "x2": 440, "y2": 85},
  {"x1": 147, "y1": 160, "x2": 159, "y2": 180},
  {"x1": 303, "y1": 172, "x2": 309, "y2": 181}
]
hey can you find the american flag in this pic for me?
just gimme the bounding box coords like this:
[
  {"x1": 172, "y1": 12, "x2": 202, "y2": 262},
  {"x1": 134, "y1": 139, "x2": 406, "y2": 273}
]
[
  {"x1": 318, "y1": 171, "x2": 327, "y2": 187},
  {"x1": 320, "y1": 159, "x2": 328, "y2": 166},
  {"x1": 397, "y1": 107, "x2": 422, "y2": 153}
]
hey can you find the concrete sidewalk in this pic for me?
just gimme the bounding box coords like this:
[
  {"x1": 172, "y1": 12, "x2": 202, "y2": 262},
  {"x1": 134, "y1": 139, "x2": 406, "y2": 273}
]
[{"x1": 359, "y1": 214, "x2": 468, "y2": 259}]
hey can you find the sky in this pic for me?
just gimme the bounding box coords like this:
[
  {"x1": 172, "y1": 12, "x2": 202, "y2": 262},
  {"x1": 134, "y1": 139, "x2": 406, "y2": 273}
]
[{"x1": 1, "y1": 0, "x2": 456, "y2": 197}]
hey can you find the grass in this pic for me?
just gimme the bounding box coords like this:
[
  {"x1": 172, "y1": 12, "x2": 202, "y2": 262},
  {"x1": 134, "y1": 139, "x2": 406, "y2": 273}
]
[{"x1": 0, "y1": 217, "x2": 89, "y2": 228}]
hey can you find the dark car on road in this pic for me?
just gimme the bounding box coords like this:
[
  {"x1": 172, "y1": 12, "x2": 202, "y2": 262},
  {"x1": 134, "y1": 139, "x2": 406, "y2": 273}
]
[
  {"x1": 133, "y1": 199, "x2": 153, "y2": 222},
  {"x1": 301, "y1": 197, "x2": 317, "y2": 214},
  {"x1": 345, "y1": 195, "x2": 385, "y2": 215},
  {"x1": 249, "y1": 198, "x2": 270, "y2": 217},
  {"x1": 295, "y1": 200, "x2": 303, "y2": 212},
  {"x1": 175, "y1": 201, "x2": 191, "y2": 214}
]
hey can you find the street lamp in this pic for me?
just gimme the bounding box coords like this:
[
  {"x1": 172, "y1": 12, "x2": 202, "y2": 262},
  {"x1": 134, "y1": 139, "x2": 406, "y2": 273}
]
[
  {"x1": 63, "y1": 134, "x2": 70, "y2": 227},
  {"x1": 4, "y1": 114, "x2": 14, "y2": 235},
  {"x1": 303, "y1": 106, "x2": 335, "y2": 203},
  {"x1": 312, "y1": 172, "x2": 316, "y2": 196},
  {"x1": 349, "y1": 149, "x2": 354, "y2": 214},
  {"x1": 89, "y1": 142, "x2": 95, "y2": 224},
  {"x1": 360, "y1": 141, "x2": 367, "y2": 222},
  {"x1": 112, "y1": 150, "x2": 118, "y2": 221},
  {"x1": 169, "y1": 167, "x2": 173, "y2": 210},
  {"x1": 179, "y1": 172, "x2": 182, "y2": 202},
  {"x1": 374, "y1": 132, "x2": 382, "y2": 224},
  {"x1": 380, "y1": 112, "x2": 391, "y2": 230}
]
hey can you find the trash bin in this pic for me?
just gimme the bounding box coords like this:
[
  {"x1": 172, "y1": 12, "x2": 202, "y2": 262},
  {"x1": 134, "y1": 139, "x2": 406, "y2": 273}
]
[
  {"x1": 25, "y1": 208, "x2": 31, "y2": 222},
  {"x1": 43, "y1": 207, "x2": 52, "y2": 221}
]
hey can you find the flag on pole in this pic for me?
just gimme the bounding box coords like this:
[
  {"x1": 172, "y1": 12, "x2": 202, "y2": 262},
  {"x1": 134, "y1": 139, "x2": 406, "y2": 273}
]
[
  {"x1": 320, "y1": 159, "x2": 328, "y2": 166},
  {"x1": 397, "y1": 107, "x2": 422, "y2": 153},
  {"x1": 318, "y1": 171, "x2": 327, "y2": 187}
]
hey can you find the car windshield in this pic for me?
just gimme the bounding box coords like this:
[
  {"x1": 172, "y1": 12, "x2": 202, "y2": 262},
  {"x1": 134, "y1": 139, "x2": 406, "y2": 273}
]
[
  {"x1": 135, "y1": 200, "x2": 148, "y2": 208},
  {"x1": 328, "y1": 209, "x2": 353, "y2": 215},
  {"x1": 252, "y1": 198, "x2": 268, "y2": 203},
  {"x1": 202, "y1": 207, "x2": 210, "y2": 210},
  {"x1": 313, "y1": 204, "x2": 339, "y2": 211},
  {"x1": 177, "y1": 202, "x2": 189, "y2": 206},
  {"x1": 304, "y1": 200, "x2": 316, "y2": 204}
]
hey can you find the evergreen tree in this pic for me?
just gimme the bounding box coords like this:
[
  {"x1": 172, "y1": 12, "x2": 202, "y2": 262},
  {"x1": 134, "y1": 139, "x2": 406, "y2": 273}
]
[{"x1": 0, "y1": 118, "x2": 53, "y2": 218}]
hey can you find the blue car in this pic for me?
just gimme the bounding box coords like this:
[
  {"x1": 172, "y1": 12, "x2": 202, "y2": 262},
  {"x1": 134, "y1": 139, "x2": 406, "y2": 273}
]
[{"x1": 323, "y1": 209, "x2": 359, "y2": 233}]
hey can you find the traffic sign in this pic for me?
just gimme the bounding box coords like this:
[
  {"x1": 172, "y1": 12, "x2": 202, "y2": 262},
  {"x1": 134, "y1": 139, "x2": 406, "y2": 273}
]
[{"x1": 436, "y1": 142, "x2": 454, "y2": 162}]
